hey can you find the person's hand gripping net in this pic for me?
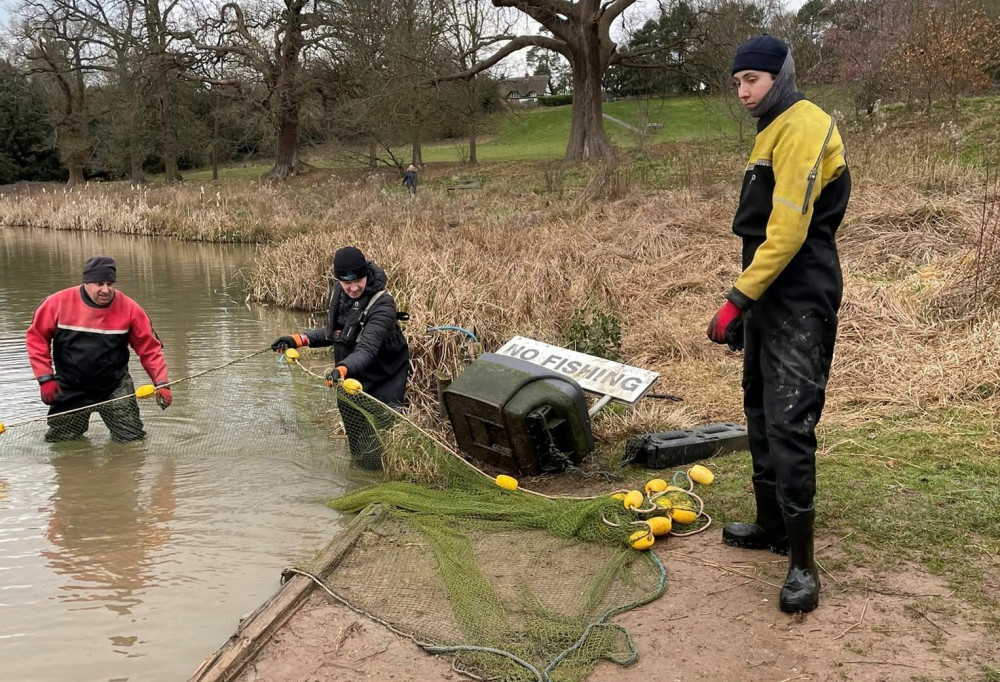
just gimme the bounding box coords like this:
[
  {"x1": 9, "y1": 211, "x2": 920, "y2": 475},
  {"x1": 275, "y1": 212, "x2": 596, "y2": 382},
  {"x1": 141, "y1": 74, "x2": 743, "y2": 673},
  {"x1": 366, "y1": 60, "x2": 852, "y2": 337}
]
[
  {"x1": 324, "y1": 365, "x2": 348, "y2": 388},
  {"x1": 270, "y1": 334, "x2": 308, "y2": 352}
]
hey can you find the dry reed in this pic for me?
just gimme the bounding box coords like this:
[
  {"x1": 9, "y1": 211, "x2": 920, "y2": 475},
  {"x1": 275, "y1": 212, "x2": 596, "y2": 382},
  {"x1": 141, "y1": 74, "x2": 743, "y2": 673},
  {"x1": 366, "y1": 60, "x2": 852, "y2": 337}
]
[{"x1": 2, "y1": 126, "x2": 997, "y2": 440}]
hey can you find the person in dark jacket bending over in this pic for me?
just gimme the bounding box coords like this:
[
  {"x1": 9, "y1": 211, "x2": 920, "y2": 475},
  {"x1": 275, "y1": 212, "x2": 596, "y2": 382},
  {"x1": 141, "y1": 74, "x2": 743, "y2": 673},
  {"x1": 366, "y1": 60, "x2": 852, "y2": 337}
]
[
  {"x1": 26, "y1": 256, "x2": 172, "y2": 442},
  {"x1": 271, "y1": 246, "x2": 410, "y2": 468},
  {"x1": 706, "y1": 36, "x2": 851, "y2": 614}
]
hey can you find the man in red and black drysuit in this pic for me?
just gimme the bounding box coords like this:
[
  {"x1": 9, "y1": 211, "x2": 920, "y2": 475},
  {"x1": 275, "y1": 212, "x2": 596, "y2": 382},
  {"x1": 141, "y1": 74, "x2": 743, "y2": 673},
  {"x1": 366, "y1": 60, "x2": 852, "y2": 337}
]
[{"x1": 26, "y1": 256, "x2": 172, "y2": 442}]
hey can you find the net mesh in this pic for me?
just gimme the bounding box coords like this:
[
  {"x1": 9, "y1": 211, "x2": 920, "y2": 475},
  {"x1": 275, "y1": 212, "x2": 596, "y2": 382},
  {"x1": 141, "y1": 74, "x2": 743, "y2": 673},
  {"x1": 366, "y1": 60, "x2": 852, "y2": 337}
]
[
  {"x1": 0, "y1": 349, "x2": 708, "y2": 682},
  {"x1": 290, "y1": 356, "x2": 685, "y2": 682}
]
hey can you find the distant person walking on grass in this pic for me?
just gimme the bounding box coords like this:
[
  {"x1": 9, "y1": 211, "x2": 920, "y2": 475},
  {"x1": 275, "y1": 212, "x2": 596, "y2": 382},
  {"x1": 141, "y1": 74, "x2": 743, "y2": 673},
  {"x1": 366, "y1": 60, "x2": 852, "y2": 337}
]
[
  {"x1": 26, "y1": 256, "x2": 172, "y2": 443},
  {"x1": 705, "y1": 35, "x2": 851, "y2": 614},
  {"x1": 403, "y1": 164, "x2": 418, "y2": 197}
]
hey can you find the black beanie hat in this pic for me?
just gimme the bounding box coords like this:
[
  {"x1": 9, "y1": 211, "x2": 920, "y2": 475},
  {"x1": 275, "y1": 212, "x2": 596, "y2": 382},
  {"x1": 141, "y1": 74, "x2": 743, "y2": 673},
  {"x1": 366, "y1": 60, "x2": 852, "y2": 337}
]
[
  {"x1": 732, "y1": 35, "x2": 789, "y2": 75},
  {"x1": 82, "y1": 256, "x2": 117, "y2": 283},
  {"x1": 333, "y1": 246, "x2": 368, "y2": 282}
]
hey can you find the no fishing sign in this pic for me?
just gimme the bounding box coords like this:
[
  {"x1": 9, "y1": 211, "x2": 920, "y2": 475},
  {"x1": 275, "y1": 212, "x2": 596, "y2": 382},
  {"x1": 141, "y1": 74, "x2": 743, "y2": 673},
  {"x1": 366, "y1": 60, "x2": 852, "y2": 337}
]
[{"x1": 496, "y1": 336, "x2": 658, "y2": 404}]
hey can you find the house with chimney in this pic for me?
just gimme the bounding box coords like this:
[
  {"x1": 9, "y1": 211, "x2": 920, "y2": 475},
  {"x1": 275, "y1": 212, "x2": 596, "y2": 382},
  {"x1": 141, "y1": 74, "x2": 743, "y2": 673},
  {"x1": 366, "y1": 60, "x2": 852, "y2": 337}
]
[{"x1": 498, "y1": 74, "x2": 551, "y2": 104}]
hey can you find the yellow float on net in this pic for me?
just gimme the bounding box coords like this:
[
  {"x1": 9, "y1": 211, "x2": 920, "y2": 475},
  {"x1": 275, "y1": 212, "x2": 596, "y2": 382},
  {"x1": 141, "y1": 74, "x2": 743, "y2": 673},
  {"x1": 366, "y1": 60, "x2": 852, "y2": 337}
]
[
  {"x1": 0, "y1": 422, "x2": 5, "y2": 435},
  {"x1": 342, "y1": 378, "x2": 363, "y2": 396},
  {"x1": 671, "y1": 508, "x2": 699, "y2": 525},
  {"x1": 688, "y1": 464, "x2": 715, "y2": 485},
  {"x1": 623, "y1": 490, "x2": 644, "y2": 511},
  {"x1": 629, "y1": 529, "x2": 655, "y2": 550},
  {"x1": 644, "y1": 478, "x2": 667, "y2": 496},
  {"x1": 645, "y1": 516, "x2": 673, "y2": 537},
  {"x1": 284, "y1": 348, "x2": 300, "y2": 361},
  {"x1": 135, "y1": 384, "x2": 156, "y2": 399},
  {"x1": 496, "y1": 475, "x2": 518, "y2": 491}
]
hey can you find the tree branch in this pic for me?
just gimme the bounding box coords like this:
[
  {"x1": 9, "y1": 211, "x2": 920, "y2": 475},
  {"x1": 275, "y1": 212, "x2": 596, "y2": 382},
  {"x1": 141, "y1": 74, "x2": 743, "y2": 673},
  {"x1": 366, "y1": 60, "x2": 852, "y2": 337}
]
[{"x1": 438, "y1": 34, "x2": 568, "y2": 81}]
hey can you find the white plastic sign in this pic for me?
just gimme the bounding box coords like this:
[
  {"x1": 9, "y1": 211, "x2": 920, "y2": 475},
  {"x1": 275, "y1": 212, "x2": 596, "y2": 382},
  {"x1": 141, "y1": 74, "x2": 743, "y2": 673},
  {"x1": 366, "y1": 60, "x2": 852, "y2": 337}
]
[{"x1": 496, "y1": 336, "x2": 658, "y2": 404}]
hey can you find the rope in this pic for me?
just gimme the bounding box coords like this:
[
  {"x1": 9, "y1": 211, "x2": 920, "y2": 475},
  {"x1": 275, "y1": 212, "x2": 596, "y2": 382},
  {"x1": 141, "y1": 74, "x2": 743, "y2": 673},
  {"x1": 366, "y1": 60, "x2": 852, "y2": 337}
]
[
  {"x1": 287, "y1": 354, "x2": 599, "y2": 502},
  {"x1": 286, "y1": 351, "x2": 718, "y2": 536},
  {"x1": 0, "y1": 347, "x2": 271, "y2": 430},
  {"x1": 426, "y1": 326, "x2": 479, "y2": 343},
  {"x1": 283, "y1": 567, "x2": 542, "y2": 682},
  {"x1": 287, "y1": 553, "x2": 666, "y2": 682},
  {"x1": 544, "y1": 551, "x2": 667, "y2": 677}
]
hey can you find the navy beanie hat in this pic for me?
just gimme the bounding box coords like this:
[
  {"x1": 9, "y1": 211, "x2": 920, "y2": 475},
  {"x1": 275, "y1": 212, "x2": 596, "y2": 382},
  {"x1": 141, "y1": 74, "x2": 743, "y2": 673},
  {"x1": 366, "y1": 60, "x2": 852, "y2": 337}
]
[
  {"x1": 82, "y1": 256, "x2": 117, "y2": 283},
  {"x1": 333, "y1": 246, "x2": 369, "y2": 282},
  {"x1": 732, "y1": 35, "x2": 789, "y2": 75}
]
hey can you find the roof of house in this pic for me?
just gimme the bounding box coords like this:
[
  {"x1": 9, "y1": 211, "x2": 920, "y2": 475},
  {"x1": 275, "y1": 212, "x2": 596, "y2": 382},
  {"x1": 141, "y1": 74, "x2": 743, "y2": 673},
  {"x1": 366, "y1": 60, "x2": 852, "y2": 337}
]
[{"x1": 499, "y1": 75, "x2": 550, "y2": 98}]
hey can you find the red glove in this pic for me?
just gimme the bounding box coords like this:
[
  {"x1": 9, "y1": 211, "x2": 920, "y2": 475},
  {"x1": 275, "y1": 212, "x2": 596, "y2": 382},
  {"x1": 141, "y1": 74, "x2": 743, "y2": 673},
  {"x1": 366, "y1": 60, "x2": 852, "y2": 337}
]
[
  {"x1": 39, "y1": 378, "x2": 61, "y2": 405},
  {"x1": 707, "y1": 300, "x2": 743, "y2": 344},
  {"x1": 154, "y1": 384, "x2": 172, "y2": 410}
]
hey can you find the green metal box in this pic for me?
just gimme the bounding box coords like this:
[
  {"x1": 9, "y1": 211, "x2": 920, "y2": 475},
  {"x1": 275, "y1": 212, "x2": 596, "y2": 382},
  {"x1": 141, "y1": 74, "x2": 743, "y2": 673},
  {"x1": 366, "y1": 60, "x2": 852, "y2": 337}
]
[{"x1": 443, "y1": 353, "x2": 594, "y2": 475}]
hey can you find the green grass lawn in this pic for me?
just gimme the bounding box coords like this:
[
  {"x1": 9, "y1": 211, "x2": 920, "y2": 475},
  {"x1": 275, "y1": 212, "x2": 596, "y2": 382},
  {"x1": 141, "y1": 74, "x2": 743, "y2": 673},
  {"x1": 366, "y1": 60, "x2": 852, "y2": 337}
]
[
  {"x1": 168, "y1": 91, "x2": 1000, "y2": 180},
  {"x1": 696, "y1": 409, "x2": 1000, "y2": 617},
  {"x1": 175, "y1": 95, "x2": 742, "y2": 176},
  {"x1": 421, "y1": 95, "x2": 740, "y2": 163}
]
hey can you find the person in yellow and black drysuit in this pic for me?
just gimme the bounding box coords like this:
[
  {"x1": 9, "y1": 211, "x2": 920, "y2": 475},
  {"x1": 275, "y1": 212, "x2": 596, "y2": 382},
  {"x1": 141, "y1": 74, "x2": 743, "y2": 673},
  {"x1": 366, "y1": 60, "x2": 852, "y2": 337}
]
[{"x1": 706, "y1": 35, "x2": 850, "y2": 614}]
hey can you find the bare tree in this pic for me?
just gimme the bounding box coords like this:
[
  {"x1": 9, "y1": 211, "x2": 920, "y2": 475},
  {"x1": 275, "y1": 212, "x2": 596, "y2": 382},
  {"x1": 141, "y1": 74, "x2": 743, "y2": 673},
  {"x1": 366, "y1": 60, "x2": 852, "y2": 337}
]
[
  {"x1": 442, "y1": 0, "x2": 510, "y2": 163},
  {"x1": 142, "y1": 0, "x2": 184, "y2": 180},
  {"x1": 439, "y1": 0, "x2": 701, "y2": 161},
  {"x1": 16, "y1": 7, "x2": 92, "y2": 186},
  {"x1": 175, "y1": 0, "x2": 329, "y2": 181}
]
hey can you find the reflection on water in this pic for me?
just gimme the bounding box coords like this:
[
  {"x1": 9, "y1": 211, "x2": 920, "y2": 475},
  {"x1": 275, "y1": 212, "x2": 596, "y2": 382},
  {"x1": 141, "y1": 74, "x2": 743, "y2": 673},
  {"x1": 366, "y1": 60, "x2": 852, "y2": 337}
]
[
  {"x1": 42, "y1": 452, "x2": 175, "y2": 616},
  {"x1": 0, "y1": 227, "x2": 361, "y2": 682}
]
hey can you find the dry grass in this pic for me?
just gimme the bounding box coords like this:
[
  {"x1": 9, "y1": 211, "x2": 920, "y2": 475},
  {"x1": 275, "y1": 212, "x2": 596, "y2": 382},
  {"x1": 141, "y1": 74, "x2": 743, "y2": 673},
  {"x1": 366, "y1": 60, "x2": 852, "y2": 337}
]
[{"x1": 3, "y1": 124, "x2": 998, "y2": 441}]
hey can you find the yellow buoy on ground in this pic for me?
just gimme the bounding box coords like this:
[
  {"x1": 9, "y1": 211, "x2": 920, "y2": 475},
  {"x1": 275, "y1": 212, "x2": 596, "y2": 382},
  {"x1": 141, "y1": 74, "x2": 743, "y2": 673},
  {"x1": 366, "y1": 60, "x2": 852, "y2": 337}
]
[
  {"x1": 689, "y1": 464, "x2": 715, "y2": 485},
  {"x1": 284, "y1": 348, "x2": 300, "y2": 361},
  {"x1": 0, "y1": 422, "x2": 5, "y2": 435},
  {"x1": 671, "y1": 508, "x2": 699, "y2": 525},
  {"x1": 629, "y1": 529, "x2": 655, "y2": 550},
  {"x1": 646, "y1": 516, "x2": 672, "y2": 536},
  {"x1": 623, "y1": 490, "x2": 644, "y2": 511},
  {"x1": 496, "y1": 475, "x2": 518, "y2": 491},
  {"x1": 135, "y1": 384, "x2": 156, "y2": 398},
  {"x1": 644, "y1": 478, "x2": 667, "y2": 495},
  {"x1": 342, "y1": 378, "x2": 363, "y2": 395}
]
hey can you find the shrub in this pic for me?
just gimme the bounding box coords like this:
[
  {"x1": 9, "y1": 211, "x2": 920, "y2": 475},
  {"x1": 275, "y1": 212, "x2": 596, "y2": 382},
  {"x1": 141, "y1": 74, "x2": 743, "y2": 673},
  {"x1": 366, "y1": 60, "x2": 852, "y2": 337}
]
[{"x1": 538, "y1": 94, "x2": 573, "y2": 107}]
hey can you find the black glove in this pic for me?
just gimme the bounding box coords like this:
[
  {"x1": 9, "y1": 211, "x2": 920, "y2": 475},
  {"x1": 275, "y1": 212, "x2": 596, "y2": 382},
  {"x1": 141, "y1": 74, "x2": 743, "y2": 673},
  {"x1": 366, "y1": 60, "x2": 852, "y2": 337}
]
[
  {"x1": 271, "y1": 334, "x2": 307, "y2": 352},
  {"x1": 724, "y1": 315, "x2": 745, "y2": 352}
]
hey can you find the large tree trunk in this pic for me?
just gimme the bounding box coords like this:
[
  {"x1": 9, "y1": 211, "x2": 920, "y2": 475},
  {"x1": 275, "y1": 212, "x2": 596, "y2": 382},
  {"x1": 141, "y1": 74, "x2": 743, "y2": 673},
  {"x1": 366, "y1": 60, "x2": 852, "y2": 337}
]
[
  {"x1": 66, "y1": 161, "x2": 86, "y2": 188},
  {"x1": 411, "y1": 134, "x2": 422, "y2": 166},
  {"x1": 565, "y1": 41, "x2": 613, "y2": 162},
  {"x1": 130, "y1": 150, "x2": 145, "y2": 185},
  {"x1": 264, "y1": 108, "x2": 304, "y2": 181},
  {"x1": 368, "y1": 141, "x2": 377, "y2": 168},
  {"x1": 156, "y1": 71, "x2": 182, "y2": 182},
  {"x1": 468, "y1": 125, "x2": 477, "y2": 164},
  {"x1": 146, "y1": 0, "x2": 181, "y2": 182}
]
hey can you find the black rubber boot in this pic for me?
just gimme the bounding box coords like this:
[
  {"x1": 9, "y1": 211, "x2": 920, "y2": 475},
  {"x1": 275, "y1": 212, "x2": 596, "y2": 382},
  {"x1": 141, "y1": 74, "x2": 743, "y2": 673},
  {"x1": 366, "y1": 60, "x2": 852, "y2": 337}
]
[
  {"x1": 722, "y1": 483, "x2": 788, "y2": 554},
  {"x1": 779, "y1": 508, "x2": 820, "y2": 613}
]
